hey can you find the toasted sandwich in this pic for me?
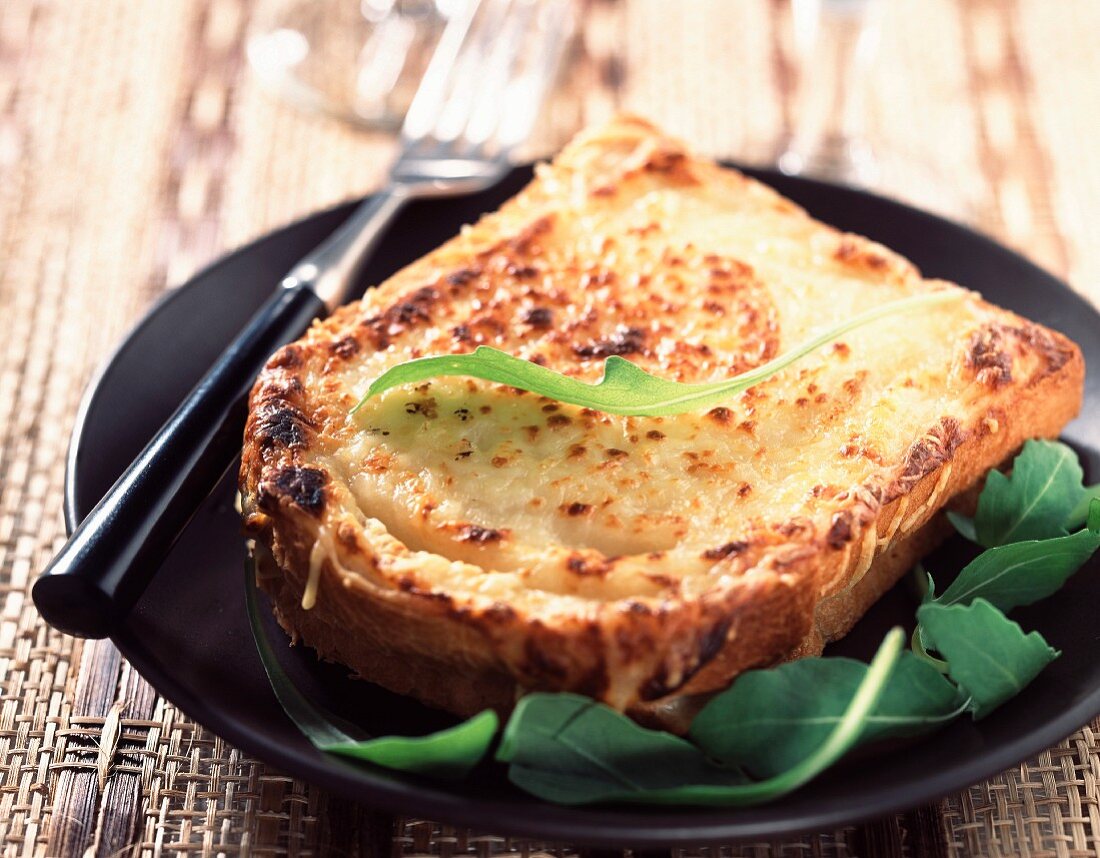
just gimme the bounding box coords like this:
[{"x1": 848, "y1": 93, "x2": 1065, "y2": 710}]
[{"x1": 240, "y1": 116, "x2": 1083, "y2": 729}]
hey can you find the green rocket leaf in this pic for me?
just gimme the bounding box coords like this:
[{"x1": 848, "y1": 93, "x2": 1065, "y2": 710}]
[
  {"x1": 245, "y1": 559, "x2": 497, "y2": 778},
  {"x1": 973, "y1": 440, "x2": 1089, "y2": 546},
  {"x1": 353, "y1": 292, "x2": 962, "y2": 417},
  {"x1": 916, "y1": 600, "x2": 1058, "y2": 718},
  {"x1": 689, "y1": 651, "x2": 966, "y2": 779},
  {"x1": 935, "y1": 500, "x2": 1100, "y2": 612},
  {"x1": 498, "y1": 629, "x2": 907, "y2": 805}
]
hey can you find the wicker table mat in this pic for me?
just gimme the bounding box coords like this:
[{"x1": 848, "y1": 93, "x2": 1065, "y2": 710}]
[{"x1": 3, "y1": 0, "x2": 1100, "y2": 855}]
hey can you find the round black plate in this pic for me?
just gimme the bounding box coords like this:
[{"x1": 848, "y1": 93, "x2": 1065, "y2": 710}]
[{"x1": 65, "y1": 166, "x2": 1100, "y2": 846}]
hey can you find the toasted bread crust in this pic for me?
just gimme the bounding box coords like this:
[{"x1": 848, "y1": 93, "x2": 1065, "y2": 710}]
[{"x1": 240, "y1": 116, "x2": 1085, "y2": 725}]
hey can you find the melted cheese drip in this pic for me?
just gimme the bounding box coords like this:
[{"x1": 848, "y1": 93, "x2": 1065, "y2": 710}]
[
  {"x1": 304, "y1": 525, "x2": 359, "y2": 610},
  {"x1": 303, "y1": 527, "x2": 330, "y2": 610}
]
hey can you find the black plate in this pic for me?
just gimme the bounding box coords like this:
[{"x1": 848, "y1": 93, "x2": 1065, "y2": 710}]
[{"x1": 65, "y1": 165, "x2": 1100, "y2": 847}]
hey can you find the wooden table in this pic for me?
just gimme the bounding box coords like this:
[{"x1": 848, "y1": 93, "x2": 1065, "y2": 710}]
[{"x1": 2, "y1": 0, "x2": 1099, "y2": 855}]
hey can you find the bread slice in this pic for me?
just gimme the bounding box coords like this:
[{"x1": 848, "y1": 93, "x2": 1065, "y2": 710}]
[{"x1": 240, "y1": 115, "x2": 1084, "y2": 730}]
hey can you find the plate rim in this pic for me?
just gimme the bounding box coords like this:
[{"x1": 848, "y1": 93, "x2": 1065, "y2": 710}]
[{"x1": 62, "y1": 165, "x2": 1100, "y2": 846}]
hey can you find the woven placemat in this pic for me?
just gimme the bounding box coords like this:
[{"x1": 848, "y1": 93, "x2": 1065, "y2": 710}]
[{"x1": 3, "y1": 0, "x2": 1100, "y2": 855}]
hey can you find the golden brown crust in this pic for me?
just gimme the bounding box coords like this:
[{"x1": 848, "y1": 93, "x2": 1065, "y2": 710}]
[{"x1": 240, "y1": 115, "x2": 1085, "y2": 726}]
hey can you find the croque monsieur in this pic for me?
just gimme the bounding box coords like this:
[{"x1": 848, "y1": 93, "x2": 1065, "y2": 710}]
[{"x1": 240, "y1": 116, "x2": 1084, "y2": 730}]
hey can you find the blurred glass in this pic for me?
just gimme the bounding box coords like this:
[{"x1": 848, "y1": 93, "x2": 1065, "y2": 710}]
[
  {"x1": 778, "y1": 0, "x2": 979, "y2": 223},
  {"x1": 248, "y1": 0, "x2": 468, "y2": 130},
  {"x1": 778, "y1": 0, "x2": 880, "y2": 185}
]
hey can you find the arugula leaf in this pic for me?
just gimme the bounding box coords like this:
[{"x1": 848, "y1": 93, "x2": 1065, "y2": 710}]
[
  {"x1": 973, "y1": 440, "x2": 1088, "y2": 546},
  {"x1": 496, "y1": 693, "x2": 746, "y2": 804},
  {"x1": 916, "y1": 600, "x2": 1058, "y2": 718},
  {"x1": 689, "y1": 651, "x2": 966, "y2": 778},
  {"x1": 913, "y1": 563, "x2": 935, "y2": 604},
  {"x1": 324, "y1": 712, "x2": 499, "y2": 777},
  {"x1": 499, "y1": 629, "x2": 906, "y2": 805},
  {"x1": 946, "y1": 510, "x2": 978, "y2": 543},
  {"x1": 352, "y1": 292, "x2": 961, "y2": 418},
  {"x1": 245, "y1": 559, "x2": 497, "y2": 778},
  {"x1": 910, "y1": 627, "x2": 949, "y2": 674},
  {"x1": 950, "y1": 440, "x2": 1098, "y2": 546},
  {"x1": 934, "y1": 500, "x2": 1100, "y2": 612},
  {"x1": 1066, "y1": 482, "x2": 1100, "y2": 532}
]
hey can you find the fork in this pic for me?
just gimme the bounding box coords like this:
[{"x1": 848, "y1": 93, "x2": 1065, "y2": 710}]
[{"x1": 33, "y1": 0, "x2": 572, "y2": 639}]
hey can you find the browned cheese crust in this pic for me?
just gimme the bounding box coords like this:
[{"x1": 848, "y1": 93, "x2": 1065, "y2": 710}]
[{"x1": 240, "y1": 116, "x2": 1084, "y2": 730}]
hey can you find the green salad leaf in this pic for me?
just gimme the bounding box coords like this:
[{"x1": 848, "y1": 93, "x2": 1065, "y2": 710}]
[
  {"x1": 689, "y1": 651, "x2": 966, "y2": 779},
  {"x1": 910, "y1": 626, "x2": 950, "y2": 674},
  {"x1": 323, "y1": 712, "x2": 499, "y2": 777},
  {"x1": 974, "y1": 440, "x2": 1087, "y2": 546},
  {"x1": 245, "y1": 560, "x2": 497, "y2": 778},
  {"x1": 913, "y1": 441, "x2": 1098, "y2": 719},
  {"x1": 1067, "y1": 482, "x2": 1100, "y2": 532},
  {"x1": 916, "y1": 600, "x2": 1058, "y2": 718},
  {"x1": 948, "y1": 440, "x2": 1098, "y2": 546},
  {"x1": 499, "y1": 629, "x2": 906, "y2": 806},
  {"x1": 946, "y1": 510, "x2": 978, "y2": 543},
  {"x1": 495, "y1": 693, "x2": 746, "y2": 804},
  {"x1": 352, "y1": 292, "x2": 961, "y2": 418},
  {"x1": 934, "y1": 500, "x2": 1100, "y2": 612}
]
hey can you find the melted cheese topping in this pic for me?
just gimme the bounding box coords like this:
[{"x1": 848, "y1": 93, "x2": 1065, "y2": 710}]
[{"x1": 281, "y1": 120, "x2": 1046, "y2": 611}]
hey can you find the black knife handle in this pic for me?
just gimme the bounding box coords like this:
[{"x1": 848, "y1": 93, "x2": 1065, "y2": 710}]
[{"x1": 33, "y1": 281, "x2": 328, "y2": 638}]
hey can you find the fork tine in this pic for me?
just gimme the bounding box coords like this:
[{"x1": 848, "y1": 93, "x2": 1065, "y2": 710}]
[
  {"x1": 433, "y1": 0, "x2": 516, "y2": 143},
  {"x1": 400, "y1": 0, "x2": 481, "y2": 143},
  {"x1": 492, "y1": 0, "x2": 573, "y2": 151},
  {"x1": 461, "y1": 0, "x2": 538, "y2": 148},
  {"x1": 401, "y1": 0, "x2": 571, "y2": 164}
]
